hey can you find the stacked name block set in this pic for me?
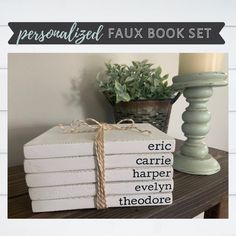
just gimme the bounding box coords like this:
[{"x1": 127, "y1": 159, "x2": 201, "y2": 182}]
[{"x1": 24, "y1": 122, "x2": 175, "y2": 212}]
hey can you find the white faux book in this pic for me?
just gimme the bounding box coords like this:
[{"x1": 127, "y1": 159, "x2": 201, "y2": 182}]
[
  {"x1": 24, "y1": 153, "x2": 173, "y2": 173},
  {"x1": 29, "y1": 179, "x2": 174, "y2": 200},
  {"x1": 32, "y1": 193, "x2": 173, "y2": 212},
  {"x1": 24, "y1": 123, "x2": 175, "y2": 159},
  {"x1": 26, "y1": 166, "x2": 173, "y2": 187}
]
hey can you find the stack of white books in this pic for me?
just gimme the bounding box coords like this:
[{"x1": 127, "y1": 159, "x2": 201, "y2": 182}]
[{"x1": 24, "y1": 123, "x2": 175, "y2": 212}]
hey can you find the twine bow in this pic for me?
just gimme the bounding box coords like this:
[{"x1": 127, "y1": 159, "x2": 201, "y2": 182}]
[{"x1": 59, "y1": 118, "x2": 151, "y2": 209}]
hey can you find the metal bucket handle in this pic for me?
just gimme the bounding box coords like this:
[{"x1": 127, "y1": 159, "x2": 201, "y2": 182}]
[{"x1": 171, "y1": 92, "x2": 182, "y2": 104}]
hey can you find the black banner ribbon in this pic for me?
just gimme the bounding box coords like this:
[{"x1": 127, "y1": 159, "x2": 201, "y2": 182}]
[{"x1": 8, "y1": 22, "x2": 225, "y2": 45}]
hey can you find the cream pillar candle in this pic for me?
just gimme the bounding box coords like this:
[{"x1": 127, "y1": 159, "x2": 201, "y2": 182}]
[{"x1": 178, "y1": 53, "x2": 226, "y2": 75}]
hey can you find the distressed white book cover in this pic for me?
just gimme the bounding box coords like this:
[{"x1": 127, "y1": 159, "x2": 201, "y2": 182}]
[
  {"x1": 24, "y1": 153, "x2": 173, "y2": 173},
  {"x1": 26, "y1": 166, "x2": 173, "y2": 187},
  {"x1": 29, "y1": 179, "x2": 174, "y2": 200},
  {"x1": 32, "y1": 192, "x2": 173, "y2": 212},
  {"x1": 24, "y1": 123, "x2": 175, "y2": 159}
]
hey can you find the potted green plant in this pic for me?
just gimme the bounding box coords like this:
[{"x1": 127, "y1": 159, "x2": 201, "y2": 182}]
[{"x1": 97, "y1": 60, "x2": 180, "y2": 133}]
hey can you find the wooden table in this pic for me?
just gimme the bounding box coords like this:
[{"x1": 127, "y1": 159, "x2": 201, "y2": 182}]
[{"x1": 8, "y1": 140, "x2": 228, "y2": 218}]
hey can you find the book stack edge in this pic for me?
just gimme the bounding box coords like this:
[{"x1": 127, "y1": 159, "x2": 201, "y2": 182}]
[{"x1": 23, "y1": 123, "x2": 175, "y2": 212}]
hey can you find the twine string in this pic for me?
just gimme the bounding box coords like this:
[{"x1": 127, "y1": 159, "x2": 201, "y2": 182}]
[{"x1": 59, "y1": 118, "x2": 151, "y2": 209}]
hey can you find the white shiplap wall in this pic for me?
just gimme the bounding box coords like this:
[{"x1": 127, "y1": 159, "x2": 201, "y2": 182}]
[{"x1": 0, "y1": 0, "x2": 236, "y2": 235}]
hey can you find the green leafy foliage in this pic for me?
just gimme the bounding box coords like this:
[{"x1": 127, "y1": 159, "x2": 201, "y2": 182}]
[{"x1": 97, "y1": 60, "x2": 175, "y2": 104}]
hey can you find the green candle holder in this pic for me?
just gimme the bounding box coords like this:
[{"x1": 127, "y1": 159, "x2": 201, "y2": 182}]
[{"x1": 172, "y1": 72, "x2": 227, "y2": 175}]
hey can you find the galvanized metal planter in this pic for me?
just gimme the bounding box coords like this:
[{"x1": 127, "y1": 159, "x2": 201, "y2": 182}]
[{"x1": 113, "y1": 92, "x2": 181, "y2": 133}]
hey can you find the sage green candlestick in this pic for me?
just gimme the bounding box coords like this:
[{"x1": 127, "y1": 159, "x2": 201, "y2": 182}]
[{"x1": 172, "y1": 72, "x2": 227, "y2": 175}]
